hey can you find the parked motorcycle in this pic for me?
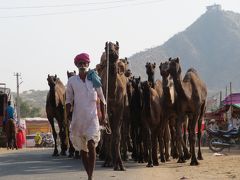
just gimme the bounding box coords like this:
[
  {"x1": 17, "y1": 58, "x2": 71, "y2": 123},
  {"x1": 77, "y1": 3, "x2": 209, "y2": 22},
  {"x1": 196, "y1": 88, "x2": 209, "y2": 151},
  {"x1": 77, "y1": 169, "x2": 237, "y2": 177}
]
[
  {"x1": 207, "y1": 127, "x2": 240, "y2": 152},
  {"x1": 41, "y1": 133, "x2": 54, "y2": 147}
]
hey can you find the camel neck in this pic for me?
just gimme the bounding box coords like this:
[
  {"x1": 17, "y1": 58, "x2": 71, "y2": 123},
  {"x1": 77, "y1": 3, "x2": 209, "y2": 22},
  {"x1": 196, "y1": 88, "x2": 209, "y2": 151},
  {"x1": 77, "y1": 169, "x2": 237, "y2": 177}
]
[
  {"x1": 162, "y1": 77, "x2": 172, "y2": 105},
  {"x1": 147, "y1": 74, "x2": 155, "y2": 88},
  {"x1": 108, "y1": 59, "x2": 118, "y2": 98},
  {"x1": 49, "y1": 87, "x2": 56, "y2": 107},
  {"x1": 172, "y1": 75, "x2": 186, "y2": 99}
]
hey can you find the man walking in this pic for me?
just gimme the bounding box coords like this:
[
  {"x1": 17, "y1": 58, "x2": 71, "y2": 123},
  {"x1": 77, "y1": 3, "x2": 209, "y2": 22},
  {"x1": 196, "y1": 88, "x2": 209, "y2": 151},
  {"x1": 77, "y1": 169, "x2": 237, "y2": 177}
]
[{"x1": 66, "y1": 53, "x2": 106, "y2": 180}]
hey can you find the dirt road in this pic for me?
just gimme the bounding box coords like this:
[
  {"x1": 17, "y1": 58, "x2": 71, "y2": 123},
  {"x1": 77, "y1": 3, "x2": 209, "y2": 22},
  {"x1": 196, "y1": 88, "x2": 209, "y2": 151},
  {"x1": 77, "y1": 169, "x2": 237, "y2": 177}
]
[{"x1": 0, "y1": 147, "x2": 239, "y2": 180}]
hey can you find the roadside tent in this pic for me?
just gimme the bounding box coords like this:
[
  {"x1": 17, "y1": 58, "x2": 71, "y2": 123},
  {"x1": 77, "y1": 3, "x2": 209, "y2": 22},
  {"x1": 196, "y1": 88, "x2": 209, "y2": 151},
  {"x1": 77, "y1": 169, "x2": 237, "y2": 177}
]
[{"x1": 23, "y1": 117, "x2": 52, "y2": 135}]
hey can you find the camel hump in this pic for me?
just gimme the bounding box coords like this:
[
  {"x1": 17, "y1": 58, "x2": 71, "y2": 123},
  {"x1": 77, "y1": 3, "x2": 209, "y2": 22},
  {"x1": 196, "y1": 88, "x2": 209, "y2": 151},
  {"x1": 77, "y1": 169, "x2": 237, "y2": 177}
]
[
  {"x1": 187, "y1": 68, "x2": 198, "y2": 74},
  {"x1": 184, "y1": 68, "x2": 200, "y2": 82}
]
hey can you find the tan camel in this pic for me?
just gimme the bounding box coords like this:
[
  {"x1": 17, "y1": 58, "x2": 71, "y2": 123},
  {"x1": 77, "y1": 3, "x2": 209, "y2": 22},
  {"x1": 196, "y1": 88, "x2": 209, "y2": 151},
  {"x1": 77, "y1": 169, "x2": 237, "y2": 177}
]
[
  {"x1": 168, "y1": 57, "x2": 207, "y2": 166},
  {"x1": 99, "y1": 41, "x2": 128, "y2": 171}
]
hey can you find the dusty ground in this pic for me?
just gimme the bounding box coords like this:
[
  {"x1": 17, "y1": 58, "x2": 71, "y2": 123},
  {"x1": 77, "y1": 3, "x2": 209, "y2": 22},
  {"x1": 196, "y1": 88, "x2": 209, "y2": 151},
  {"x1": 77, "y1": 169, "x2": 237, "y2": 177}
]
[{"x1": 0, "y1": 147, "x2": 240, "y2": 180}]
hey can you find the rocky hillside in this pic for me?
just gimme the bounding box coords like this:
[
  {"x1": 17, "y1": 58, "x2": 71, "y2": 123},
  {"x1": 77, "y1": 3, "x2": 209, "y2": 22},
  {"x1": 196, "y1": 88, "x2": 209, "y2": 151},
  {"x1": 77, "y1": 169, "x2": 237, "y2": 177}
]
[{"x1": 129, "y1": 5, "x2": 240, "y2": 95}]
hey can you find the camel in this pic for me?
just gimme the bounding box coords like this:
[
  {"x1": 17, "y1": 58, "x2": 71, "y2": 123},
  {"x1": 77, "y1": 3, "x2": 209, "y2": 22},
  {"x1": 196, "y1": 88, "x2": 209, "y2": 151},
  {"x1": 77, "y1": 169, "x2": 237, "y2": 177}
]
[
  {"x1": 168, "y1": 57, "x2": 207, "y2": 165},
  {"x1": 145, "y1": 62, "x2": 170, "y2": 163},
  {"x1": 141, "y1": 80, "x2": 162, "y2": 166},
  {"x1": 99, "y1": 41, "x2": 128, "y2": 171},
  {"x1": 46, "y1": 74, "x2": 68, "y2": 156},
  {"x1": 129, "y1": 76, "x2": 146, "y2": 163},
  {"x1": 159, "y1": 60, "x2": 190, "y2": 160},
  {"x1": 4, "y1": 118, "x2": 17, "y2": 150}
]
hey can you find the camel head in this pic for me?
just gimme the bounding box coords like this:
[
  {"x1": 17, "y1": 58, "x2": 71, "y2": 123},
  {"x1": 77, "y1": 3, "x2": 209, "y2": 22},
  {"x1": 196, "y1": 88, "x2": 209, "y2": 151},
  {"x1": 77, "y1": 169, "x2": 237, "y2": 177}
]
[
  {"x1": 105, "y1": 41, "x2": 119, "y2": 62},
  {"x1": 125, "y1": 69, "x2": 132, "y2": 77},
  {"x1": 47, "y1": 74, "x2": 57, "y2": 88},
  {"x1": 145, "y1": 62, "x2": 156, "y2": 76},
  {"x1": 132, "y1": 76, "x2": 141, "y2": 90},
  {"x1": 118, "y1": 58, "x2": 129, "y2": 75},
  {"x1": 159, "y1": 61, "x2": 170, "y2": 78},
  {"x1": 67, "y1": 70, "x2": 76, "y2": 79},
  {"x1": 169, "y1": 57, "x2": 181, "y2": 77}
]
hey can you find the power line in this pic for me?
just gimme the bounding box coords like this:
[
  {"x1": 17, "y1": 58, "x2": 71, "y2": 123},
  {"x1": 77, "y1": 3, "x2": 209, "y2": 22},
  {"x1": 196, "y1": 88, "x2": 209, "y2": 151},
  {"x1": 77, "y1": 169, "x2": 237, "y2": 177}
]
[
  {"x1": 0, "y1": 0, "x2": 165, "y2": 18},
  {"x1": 0, "y1": 0, "x2": 139, "y2": 10}
]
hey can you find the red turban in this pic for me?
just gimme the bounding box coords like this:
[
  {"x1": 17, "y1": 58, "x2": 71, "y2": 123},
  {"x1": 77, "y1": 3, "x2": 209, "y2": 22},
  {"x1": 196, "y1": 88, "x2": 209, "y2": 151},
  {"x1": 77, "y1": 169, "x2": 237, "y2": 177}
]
[{"x1": 74, "y1": 53, "x2": 90, "y2": 65}]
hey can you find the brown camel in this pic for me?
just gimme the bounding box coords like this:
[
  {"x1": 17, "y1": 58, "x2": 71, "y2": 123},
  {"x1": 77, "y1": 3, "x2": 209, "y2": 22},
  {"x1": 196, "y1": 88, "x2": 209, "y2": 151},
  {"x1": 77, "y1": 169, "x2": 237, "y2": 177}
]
[
  {"x1": 168, "y1": 57, "x2": 207, "y2": 165},
  {"x1": 99, "y1": 41, "x2": 128, "y2": 171},
  {"x1": 46, "y1": 74, "x2": 68, "y2": 156},
  {"x1": 141, "y1": 80, "x2": 162, "y2": 166},
  {"x1": 145, "y1": 62, "x2": 170, "y2": 163},
  {"x1": 159, "y1": 60, "x2": 190, "y2": 160},
  {"x1": 4, "y1": 118, "x2": 17, "y2": 150}
]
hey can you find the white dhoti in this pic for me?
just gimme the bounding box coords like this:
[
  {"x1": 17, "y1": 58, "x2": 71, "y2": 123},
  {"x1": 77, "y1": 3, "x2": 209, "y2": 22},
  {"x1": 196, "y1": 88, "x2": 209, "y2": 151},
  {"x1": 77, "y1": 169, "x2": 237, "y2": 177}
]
[{"x1": 66, "y1": 75, "x2": 105, "y2": 152}]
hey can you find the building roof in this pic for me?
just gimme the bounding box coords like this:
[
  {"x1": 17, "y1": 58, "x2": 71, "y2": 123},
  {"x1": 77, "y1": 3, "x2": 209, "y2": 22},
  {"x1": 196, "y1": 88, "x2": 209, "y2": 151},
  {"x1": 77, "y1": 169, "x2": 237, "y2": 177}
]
[{"x1": 224, "y1": 93, "x2": 240, "y2": 105}]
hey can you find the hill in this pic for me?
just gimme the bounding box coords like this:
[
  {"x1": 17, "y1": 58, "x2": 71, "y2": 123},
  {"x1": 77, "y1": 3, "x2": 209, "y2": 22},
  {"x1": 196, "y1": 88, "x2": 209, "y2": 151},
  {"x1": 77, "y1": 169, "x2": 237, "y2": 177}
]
[{"x1": 128, "y1": 5, "x2": 240, "y2": 95}]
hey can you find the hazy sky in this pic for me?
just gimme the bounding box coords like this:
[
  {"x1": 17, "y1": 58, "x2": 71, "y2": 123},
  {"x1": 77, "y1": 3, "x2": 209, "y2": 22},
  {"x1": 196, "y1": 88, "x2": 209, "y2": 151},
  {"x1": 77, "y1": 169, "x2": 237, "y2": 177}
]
[{"x1": 0, "y1": 0, "x2": 240, "y2": 92}]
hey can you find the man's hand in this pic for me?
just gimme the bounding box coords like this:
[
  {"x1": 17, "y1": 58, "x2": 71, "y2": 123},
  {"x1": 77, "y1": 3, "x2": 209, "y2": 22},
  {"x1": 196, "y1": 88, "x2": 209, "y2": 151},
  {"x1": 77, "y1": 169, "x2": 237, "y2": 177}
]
[{"x1": 99, "y1": 114, "x2": 108, "y2": 126}]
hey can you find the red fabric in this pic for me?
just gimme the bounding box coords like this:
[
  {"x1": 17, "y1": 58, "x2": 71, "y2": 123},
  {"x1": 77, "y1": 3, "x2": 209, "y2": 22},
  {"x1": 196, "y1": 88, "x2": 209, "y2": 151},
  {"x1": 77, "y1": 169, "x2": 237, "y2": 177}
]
[
  {"x1": 74, "y1": 53, "x2": 90, "y2": 65},
  {"x1": 16, "y1": 130, "x2": 24, "y2": 148}
]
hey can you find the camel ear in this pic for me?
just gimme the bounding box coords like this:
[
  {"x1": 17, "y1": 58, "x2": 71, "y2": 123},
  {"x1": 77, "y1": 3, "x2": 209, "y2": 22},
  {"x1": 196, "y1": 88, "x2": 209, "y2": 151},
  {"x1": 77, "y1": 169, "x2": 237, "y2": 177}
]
[
  {"x1": 55, "y1": 74, "x2": 57, "y2": 78},
  {"x1": 159, "y1": 62, "x2": 162, "y2": 68},
  {"x1": 116, "y1": 41, "x2": 119, "y2": 46},
  {"x1": 48, "y1": 74, "x2": 50, "y2": 77},
  {"x1": 139, "y1": 76, "x2": 141, "y2": 80},
  {"x1": 169, "y1": 57, "x2": 172, "y2": 61},
  {"x1": 176, "y1": 57, "x2": 179, "y2": 63},
  {"x1": 74, "y1": 70, "x2": 76, "y2": 73}
]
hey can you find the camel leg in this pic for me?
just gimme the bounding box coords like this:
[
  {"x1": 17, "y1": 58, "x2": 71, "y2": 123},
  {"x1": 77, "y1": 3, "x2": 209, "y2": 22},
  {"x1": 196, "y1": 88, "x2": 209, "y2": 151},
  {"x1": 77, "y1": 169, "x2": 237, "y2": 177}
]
[
  {"x1": 164, "y1": 125, "x2": 170, "y2": 161},
  {"x1": 151, "y1": 131, "x2": 159, "y2": 166},
  {"x1": 102, "y1": 133, "x2": 112, "y2": 167},
  {"x1": 57, "y1": 114, "x2": 67, "y2": 156},
  {"x1": 121, "y1": 120, "x2": 128, "y2": 161},
  {"x1": 145, "y1": 127, "x2": 153, "y2": 167},
  {"x1": 176, "y1": 117, "x2": 186, "y2": 163},
  {"x1": 48, "y1": 117, "x2": 59, "y2": 156},
  {"x1": 169, "y1": 118, "x2": 178, "y2": 159},
  {"x1": 189, "y1": 114, "x2": 199, "y2": 166},
  {"x1": 136, "y1": 127, "x2": 144, "y2": 163},
  {"x1": 197, "y1": 103, "x2": 206, "y2": 160},
  {"x1": 112, "y1": 115, "x2": 125, "y2": 171},
  {"x1": 158, "y1": 121, "x2": 166, "y2": 163}
]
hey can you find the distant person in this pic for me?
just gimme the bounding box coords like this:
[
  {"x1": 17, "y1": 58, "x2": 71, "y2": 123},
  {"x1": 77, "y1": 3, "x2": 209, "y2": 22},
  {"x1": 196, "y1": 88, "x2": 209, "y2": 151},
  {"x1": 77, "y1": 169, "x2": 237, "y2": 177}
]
[
  {"x1": 34, "y1": 132, "x2": 42, "y2": 147},
  {"x1": 3, "y1": 101, "x2": 16, "y2": 133},
  {"x1": 231, "y1": 113, "x2": 239, "y2": 129},
  {"x1": 3, "y1": 101, "x2": 15, "y2": 125},
  {"x1": 16, "y1": 128, "x2": 24, "y2": 149},
  {"x1": 208, "y1": 119, "x2": 219, "y2": 130},
  {"x1": 66, "y1": 52, "x2": 107, "y2": 180}
]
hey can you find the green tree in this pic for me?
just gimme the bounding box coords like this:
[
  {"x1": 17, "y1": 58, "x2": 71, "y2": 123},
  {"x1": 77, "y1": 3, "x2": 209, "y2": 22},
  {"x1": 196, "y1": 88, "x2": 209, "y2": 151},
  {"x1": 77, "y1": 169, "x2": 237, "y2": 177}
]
[{"x1": 17, "y1": 98, "x2": 41, "y2": 118}]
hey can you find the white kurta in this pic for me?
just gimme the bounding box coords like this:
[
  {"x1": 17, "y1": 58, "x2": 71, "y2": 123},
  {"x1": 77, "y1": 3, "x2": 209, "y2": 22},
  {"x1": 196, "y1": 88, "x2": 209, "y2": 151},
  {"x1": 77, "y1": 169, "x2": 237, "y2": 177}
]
[{"x1": 66, "y1": 75, "x2": 106, "y2": 151}]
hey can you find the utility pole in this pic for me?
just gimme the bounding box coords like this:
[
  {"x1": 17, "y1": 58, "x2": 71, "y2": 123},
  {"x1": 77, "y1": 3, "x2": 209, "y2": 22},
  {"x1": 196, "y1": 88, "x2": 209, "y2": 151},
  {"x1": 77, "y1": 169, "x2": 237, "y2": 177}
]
[{"x1": 14, "y1": 72, "x2": 22, "y2": 122}]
